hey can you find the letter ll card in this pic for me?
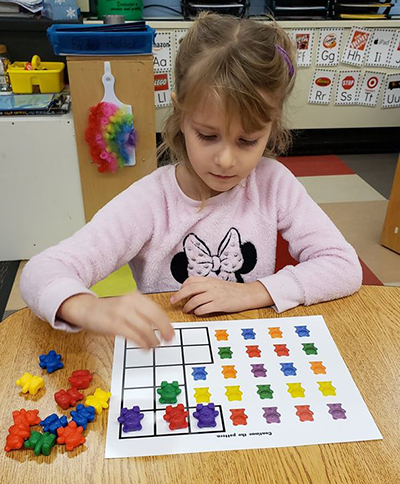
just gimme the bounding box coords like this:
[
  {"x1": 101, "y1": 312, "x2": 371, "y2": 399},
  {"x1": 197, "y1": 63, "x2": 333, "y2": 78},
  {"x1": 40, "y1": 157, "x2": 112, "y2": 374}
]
[
  {"x1": 341, "y1": 27, "x2": 372, "y2": 67},
  {"x1": 154, "y1": 72, "x2": 172, "y2": 108},
  {"x1": 316, "y1": 28, "x2": 344, "y2": 67},
  {"x1": 356, "y1": 71, "x2": 385, "y2": 107},
  {"x1": 382, "y1": 73, "x2": 400, "y2": 109},
  {"x1": 308, "y1": 70, "x2": 336, "y2": 105},
  {"x1": 335, "y1": 71, "x2": 361, "y2": 106}
]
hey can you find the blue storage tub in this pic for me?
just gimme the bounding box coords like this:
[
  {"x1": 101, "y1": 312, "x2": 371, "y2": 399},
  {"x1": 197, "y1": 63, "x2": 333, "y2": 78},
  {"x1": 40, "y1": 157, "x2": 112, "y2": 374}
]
[{"x1": 47, "y1": 24, "x2": 156, "y2": 56}]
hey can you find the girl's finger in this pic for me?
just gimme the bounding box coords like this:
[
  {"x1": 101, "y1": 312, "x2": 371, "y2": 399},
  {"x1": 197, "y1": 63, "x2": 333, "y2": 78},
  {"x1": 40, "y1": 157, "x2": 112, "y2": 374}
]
[
  {"x1": 124, "y1": 314, "x2": 159, "y2": 348},
  {"x1": 138, "y1": 297, "x2": 174, "y2": 341},
  {"x1": 193, "y1": 302, "x2": 216, "y2": 316},
  {"x1": 118, "y1": 321, "x2": 152, "y2": 349},
  {"x1": 171, "y1": 283, "x2": 207, "y2": 305},
  {"x1": 183, "y1": 293, "x2": 213, "y2": 313}
]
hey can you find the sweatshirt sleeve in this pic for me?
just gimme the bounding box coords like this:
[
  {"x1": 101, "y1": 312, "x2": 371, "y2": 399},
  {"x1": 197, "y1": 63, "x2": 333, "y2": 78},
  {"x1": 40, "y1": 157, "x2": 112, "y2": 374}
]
[
  {"x1": 258, "y1": 162, "x2": 362, "y2": 313},
  {"x1": 20, "y1": 178, "x2": 156, "y2": 331}
]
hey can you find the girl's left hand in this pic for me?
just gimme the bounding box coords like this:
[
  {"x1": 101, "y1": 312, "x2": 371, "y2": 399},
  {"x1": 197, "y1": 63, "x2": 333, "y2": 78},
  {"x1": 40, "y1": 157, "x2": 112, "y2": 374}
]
[{"x1": 170, "y1": 276, "x2": 274, "y2": 315}]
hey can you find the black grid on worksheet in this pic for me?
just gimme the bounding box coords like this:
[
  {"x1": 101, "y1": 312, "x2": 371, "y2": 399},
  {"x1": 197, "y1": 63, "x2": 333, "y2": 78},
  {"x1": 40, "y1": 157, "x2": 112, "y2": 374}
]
[{"x1": 118, "y1": 326, "x2": 226, "y2": 439}]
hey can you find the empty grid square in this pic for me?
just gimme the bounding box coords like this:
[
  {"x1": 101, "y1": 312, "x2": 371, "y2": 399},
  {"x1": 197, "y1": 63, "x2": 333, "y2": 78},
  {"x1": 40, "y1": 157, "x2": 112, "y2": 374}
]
[
  {"x1": 124, "y1": 367, "x2": 154, "y2": 388},
  {"x1": 123, "y1": 388, "x2": 154, "y2": 411},
  {"x1": 155, "y1": 346, "x2": 182, "y2": 366},
  {"x1": 183, "y1": 345, "x2": 212, "y2": 365},
  {"x1": 182, "y1": 327, "x2": 209, "y2": 345},
  {"x1": 120, "y1": 411, "x2": 155, "y2": 438},
  {"x1": 154, "y1": 329, "x2": 181, "y2": 347},
  {"x1": 125, "y1": 348, "x2": 153, "y2": 368},
  {"x1": 155, "y1": 366, "x2": 185, "y2": 386},
  {"x1": 126, "y1": 339, "x2": 139, "y2": 349},
  {"x1": 155, "y1": 409, "x2": 190, "y2": 436}
]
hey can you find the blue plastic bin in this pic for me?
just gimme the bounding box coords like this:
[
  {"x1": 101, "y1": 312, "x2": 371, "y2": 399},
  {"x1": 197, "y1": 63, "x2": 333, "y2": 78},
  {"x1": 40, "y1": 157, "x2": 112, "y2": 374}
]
[{"x1": 47, "y1": 24, "x2": 156, "y2": 55}]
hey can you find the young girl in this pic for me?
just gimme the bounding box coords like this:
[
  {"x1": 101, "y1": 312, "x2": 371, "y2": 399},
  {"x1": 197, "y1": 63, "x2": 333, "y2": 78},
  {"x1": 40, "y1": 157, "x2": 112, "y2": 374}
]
[{"x1": 20, "y1": 13, "x2": 362, "y2": 349}]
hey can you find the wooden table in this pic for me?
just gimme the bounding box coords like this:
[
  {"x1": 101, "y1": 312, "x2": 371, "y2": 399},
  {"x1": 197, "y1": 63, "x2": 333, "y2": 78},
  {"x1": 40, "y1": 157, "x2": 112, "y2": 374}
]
[{"x1": 1, "y1": 286, "x2": 400, "y2": 484}]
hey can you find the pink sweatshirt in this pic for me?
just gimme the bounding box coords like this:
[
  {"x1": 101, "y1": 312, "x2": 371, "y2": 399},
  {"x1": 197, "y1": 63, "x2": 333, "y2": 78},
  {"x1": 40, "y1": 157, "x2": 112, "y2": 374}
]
[{"x1": 20, "y1": 158, "x2": 362, "y2": 332}]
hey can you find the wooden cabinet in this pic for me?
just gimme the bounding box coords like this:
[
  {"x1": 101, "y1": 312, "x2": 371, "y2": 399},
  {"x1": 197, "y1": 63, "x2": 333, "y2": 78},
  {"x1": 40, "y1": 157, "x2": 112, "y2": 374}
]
[
  {"x1": 381, "y1": 153, "x2": 400, "y2": 255},
  {"x1": 67, "y1": 55, "x2": 156, "y2": 222}
]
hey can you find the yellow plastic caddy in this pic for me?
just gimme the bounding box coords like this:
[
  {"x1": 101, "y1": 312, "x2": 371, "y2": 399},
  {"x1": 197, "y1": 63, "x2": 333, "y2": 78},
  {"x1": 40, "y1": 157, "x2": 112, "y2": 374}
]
[{"x1": 8, "y1": 55, "x2": 65, "y2": 94}]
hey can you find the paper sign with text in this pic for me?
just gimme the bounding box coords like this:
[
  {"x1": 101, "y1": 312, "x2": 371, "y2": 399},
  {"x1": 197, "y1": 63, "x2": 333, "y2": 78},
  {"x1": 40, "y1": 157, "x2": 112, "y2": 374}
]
[
  {"x1": 356, "y1": 71, "x2": 385, "y2": 107},
  {"x1": 387, "y1": 30, "x2": 400, "y2": 69},
  {"x1": 335, "y1": 70, "x2": 361, "y2": 106},
  {"x1": 308, "y1": 69, "x2": 336, "y2": 105},
  {"x1": 316, "y1": 28, "x2": 344, "y2": 67},
  {"x1": 153, "y1": 32, "x2": 172, "y2": 72},
  {"x1": 365, "y1": 29, "x2": 397, "y2": 68},
  {"x1": 291, "y1": 29, "x2": 315, "y2": 67},
  {"x1": 341, "y1": 27, "x2": 371, "y2": 66},
  {"x1": 154, "y1": 72, "x2": 172, "y2": 108},
  {"x1": 382, "y1": 73, "x2": 400, "y2": 109}
]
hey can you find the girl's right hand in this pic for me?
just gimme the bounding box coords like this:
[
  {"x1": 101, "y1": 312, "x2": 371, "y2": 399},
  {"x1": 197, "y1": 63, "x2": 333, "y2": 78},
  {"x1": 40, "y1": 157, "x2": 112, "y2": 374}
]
[{"x1": 57, "y1": 292, "x2": 174, "y2": 349}]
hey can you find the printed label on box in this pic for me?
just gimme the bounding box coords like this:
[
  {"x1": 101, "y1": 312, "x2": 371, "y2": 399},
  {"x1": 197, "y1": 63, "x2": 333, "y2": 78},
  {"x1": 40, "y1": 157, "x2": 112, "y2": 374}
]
[
  {"x1": 356, "y1": 71, "x2": 385, "y2": 107},
  {"x1": 341, "y1": 27, "x2": 371, "y2": 67},
  {"x1": 365, "y1": 29, "x2": 397, "y2": 68},
  {"x1": 335, "y1": 70, "x2": 361, "y2": 106},
  {"x1": 154, "y1": 72, "x2": 172, "y2": 108},
  {"x1": 290, "y1": 29, "x2": 315, "y2": 67},
  {"x1": 387, "y1": 31, "x2": 400, "y2": 69},
  {"x1": 382, "y1": 73, "x2": 400, "y2": 109},
  {"x1": 153, "y1": 32, "x2": 172, "y2": 72},
  {"x1": 308, "y1": 69, "x2": 336, "y2": 105},
  {"x1": 316, "y1": 28, "x2": 344, "y2": 67}
]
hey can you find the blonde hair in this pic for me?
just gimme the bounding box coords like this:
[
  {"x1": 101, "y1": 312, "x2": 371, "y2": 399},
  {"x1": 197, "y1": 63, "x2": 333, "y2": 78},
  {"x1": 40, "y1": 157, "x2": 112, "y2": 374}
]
[{"x1": 158, "y1": 12, "x2": 296, "y2": 176}]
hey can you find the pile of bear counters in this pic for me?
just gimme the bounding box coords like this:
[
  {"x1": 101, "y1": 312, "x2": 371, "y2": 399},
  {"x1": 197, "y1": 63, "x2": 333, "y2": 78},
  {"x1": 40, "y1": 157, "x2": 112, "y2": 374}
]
[{"x1": 5, "y1": 350, "x2": 112, "y2": 456}]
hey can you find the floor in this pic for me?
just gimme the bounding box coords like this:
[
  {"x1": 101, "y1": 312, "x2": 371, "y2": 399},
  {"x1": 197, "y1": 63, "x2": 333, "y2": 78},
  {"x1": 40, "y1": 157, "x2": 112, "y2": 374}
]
[{"x1": 2, "y1": 152, "x2": 399, "y2": 321}]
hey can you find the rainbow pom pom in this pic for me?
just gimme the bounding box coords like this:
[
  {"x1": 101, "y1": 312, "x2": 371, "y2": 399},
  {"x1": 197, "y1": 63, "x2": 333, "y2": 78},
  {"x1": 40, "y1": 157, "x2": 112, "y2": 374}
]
[{"x1": 85, "y1": 102, "x2": 137, "y2": 173}]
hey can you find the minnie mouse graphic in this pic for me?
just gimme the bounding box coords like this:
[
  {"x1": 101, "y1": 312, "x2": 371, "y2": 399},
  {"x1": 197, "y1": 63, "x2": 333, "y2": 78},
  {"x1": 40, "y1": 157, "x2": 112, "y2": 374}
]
[{"x1": 171, "y1": 228, "x2": 257, "y2": 284}]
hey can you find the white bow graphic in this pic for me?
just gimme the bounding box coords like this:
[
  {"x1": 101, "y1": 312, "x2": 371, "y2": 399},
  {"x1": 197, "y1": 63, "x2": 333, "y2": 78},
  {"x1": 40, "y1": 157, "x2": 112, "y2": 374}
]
[{"x1": 184, "y1": 228, "x2": 244, "y2": 282}]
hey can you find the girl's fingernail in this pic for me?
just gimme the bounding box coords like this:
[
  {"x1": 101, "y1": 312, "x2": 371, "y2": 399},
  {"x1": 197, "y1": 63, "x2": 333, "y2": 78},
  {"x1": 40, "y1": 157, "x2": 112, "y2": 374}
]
[{"x1": 170, "y1": 297, "x2": 175, "y2": 303}]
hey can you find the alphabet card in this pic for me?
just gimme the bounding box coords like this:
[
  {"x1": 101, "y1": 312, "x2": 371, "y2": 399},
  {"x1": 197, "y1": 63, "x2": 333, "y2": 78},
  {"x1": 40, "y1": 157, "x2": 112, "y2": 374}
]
[
  {"x1": 154, "y1": 72, "x2": 172, "y2": 108},
  {"x1": 153, "y1": 32, "x2": 172, "y2": 72},
  {"x1": 387, "y1": 31, "x2": 400, "y2": 69},
  {"x1": 335, "y1": 70, "x2": 361, "y2": 106},
  {"x1": 316, "y1": 28, "x2": 344, "y2": 67},
  {"x1": 291, "y1": 29, "x2": 315, "y2": 67},
  {"x1": 382, "y1": 73, "x2": 400, "y2": 109},
  {"x1": 365, "y1": 29, "x2": 397, "y2": 68},
  {"x1": 175, "y1": 29, "x2": 187, "y2": 54},
  {"x1": 105, "y1": 316, "x2": 381, "y2": 458},
  {"x1": 341, "y1": 27, "x2": 372, "y2": 67},
  {"x1": 308, "y1": 70, "x2": 336, "y2": 105},
  {"x1": 356, "y1": 71, "x2": 385, "y2": 107}
]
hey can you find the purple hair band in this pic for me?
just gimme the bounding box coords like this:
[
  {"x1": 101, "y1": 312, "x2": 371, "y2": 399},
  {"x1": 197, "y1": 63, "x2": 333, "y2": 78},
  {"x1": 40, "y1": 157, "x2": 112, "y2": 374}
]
[{"x1": 275, "y1": 44, "x2": 294, "y2": 79}]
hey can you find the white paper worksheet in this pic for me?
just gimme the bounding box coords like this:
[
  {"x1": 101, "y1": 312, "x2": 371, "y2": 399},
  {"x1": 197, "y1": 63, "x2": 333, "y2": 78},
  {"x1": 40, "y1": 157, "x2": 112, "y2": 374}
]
[{"x1": 105, "y1": 316, "x2": 382, "y2": 458}]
